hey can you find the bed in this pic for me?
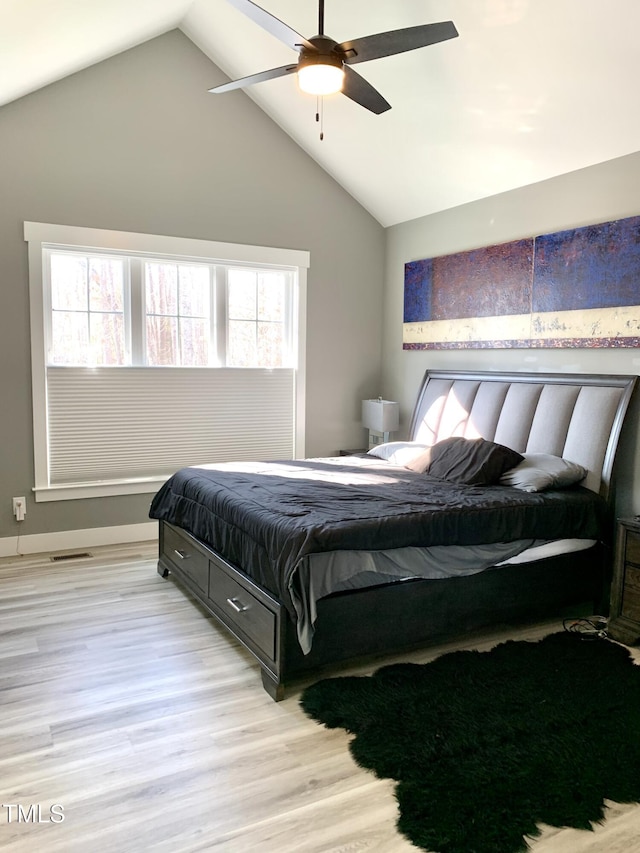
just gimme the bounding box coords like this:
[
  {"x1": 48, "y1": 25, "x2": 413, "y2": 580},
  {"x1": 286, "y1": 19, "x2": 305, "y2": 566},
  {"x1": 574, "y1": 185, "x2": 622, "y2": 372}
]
[{"x1": 151, "y1": 370, "x2": 636, "y2": 699}]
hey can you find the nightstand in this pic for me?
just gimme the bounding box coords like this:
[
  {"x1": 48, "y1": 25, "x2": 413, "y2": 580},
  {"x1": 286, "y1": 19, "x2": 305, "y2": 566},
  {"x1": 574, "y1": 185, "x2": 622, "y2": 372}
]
[
  {"x1": 608, "y1": 518, "x2": 640, "y2": 645},
  {"x1": 339, "y1": 448, "x2": 368, "y2": 456}
]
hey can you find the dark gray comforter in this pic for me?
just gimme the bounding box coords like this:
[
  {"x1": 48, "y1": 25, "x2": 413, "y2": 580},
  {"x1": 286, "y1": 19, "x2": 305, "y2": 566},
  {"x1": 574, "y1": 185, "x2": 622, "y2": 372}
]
[{"x1": 149, "y1": 455, "x2": 606, "y2": 615}]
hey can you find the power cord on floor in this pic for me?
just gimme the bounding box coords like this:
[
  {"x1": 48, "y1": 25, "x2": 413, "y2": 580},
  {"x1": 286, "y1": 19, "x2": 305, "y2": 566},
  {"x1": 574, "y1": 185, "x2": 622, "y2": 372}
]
[{"x1": 563, "y1": 616, "x2": 608, "y2": 639}]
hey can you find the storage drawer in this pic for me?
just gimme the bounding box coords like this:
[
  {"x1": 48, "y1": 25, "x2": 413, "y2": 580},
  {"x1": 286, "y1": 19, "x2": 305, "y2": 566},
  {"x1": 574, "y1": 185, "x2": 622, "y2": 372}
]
[
  {"x1": 624, "y1": 563, "x2": 640, "y2": 594},
  {"x1": 208, "y1": 559, "x2": 277, "y2": 662},
  {"x1": 622, "y1": 568, "x2": 640, "y2": 621},
  {"x1": 163, "y1": 524, "x2": 209, "y2": 596},
  {"x1": 625, "y1": 531, "x2": 640, "y2": 567}
]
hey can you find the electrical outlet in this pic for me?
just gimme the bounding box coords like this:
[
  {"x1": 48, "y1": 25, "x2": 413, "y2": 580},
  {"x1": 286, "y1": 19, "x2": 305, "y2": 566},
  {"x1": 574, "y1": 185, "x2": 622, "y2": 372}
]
[{"x1": 12, "y1": 497, "x2": 26, "y2": 521}]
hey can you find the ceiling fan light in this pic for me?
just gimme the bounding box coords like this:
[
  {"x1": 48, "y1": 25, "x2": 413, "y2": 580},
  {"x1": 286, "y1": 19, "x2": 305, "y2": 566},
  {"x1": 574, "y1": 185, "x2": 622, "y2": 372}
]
[{"x1": 298, "y1": 61, "x2": 344, "y2": 96}]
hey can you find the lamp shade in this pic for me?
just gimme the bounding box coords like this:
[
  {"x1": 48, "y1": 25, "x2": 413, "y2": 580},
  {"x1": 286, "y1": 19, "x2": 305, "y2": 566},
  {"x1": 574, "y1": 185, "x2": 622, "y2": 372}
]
[
  {"x1": 297, "y1": 51, "x2": 345, "y2": 96},
  {"x1": 298, "y1": 62, "x2": 345, "y2": 95},
  {"x1": 362, "y1": 398, "x2": 400, "y2": 433}
]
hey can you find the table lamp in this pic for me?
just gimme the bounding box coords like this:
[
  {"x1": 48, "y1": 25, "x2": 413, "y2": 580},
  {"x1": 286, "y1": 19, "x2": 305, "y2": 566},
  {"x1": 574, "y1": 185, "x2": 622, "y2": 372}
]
[{"x1": 362, "y1": 397, "x2": 400, "y2": 449}]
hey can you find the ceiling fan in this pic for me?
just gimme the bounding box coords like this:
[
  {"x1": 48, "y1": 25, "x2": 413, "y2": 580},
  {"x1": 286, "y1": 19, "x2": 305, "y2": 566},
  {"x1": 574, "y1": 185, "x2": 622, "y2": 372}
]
[{"x1": 208, "y1": 0, "x2": 459, "y2": 115}]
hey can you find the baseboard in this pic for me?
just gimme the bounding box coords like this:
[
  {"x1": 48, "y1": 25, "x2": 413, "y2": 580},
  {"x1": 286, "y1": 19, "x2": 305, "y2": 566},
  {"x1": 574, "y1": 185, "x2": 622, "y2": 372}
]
[{"x1": 0, "y1": 521, "x2": 157, "y2": 558}]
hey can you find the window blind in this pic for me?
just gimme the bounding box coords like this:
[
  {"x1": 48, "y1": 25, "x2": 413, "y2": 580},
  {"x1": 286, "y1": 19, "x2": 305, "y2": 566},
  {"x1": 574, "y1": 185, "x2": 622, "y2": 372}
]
[{"x1": 46, "y1": 367, "x2": 295, "y2": 485}]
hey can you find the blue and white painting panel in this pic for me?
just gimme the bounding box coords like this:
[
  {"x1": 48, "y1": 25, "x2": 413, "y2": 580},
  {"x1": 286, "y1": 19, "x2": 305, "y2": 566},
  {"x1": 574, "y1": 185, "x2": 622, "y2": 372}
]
[{"x1": 403, "y1": 214, "x2": 640, "y2": 349}]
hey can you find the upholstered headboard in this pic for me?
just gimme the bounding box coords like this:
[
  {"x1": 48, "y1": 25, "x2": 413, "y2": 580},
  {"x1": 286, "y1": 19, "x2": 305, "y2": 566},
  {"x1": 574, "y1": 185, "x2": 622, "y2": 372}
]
[{"x1": 409, "y1": 371, "x2": 637, "y2": 499}]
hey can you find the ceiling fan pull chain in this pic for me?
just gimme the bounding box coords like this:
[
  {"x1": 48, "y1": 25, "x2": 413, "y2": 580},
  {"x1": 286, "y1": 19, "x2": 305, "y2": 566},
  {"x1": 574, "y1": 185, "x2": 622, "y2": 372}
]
[{"x1": 316, "y1": 95, "x2": 325, "y2": 141}]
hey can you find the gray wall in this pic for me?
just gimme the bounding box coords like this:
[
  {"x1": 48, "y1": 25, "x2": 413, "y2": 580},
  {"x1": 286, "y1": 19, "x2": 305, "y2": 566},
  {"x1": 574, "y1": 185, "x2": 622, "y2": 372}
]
[
  {"x1": 0, "y1": 30, "x2": 385, "y2": 538},
  {"x1": 383, "y1": 151, "x2": 640, "y2": 516}
]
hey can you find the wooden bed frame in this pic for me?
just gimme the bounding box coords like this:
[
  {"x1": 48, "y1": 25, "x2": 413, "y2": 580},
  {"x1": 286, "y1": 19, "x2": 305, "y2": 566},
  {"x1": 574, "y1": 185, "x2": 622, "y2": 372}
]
[{"x1": 156, "y1": 370, "x2": 636, "y2": 700}]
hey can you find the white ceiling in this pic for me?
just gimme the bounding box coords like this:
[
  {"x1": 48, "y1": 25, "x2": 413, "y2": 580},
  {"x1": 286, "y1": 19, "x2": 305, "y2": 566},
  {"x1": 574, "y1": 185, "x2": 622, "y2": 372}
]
[{"x1": 2, "y1": 0, "x2": 640, "y2": 226}]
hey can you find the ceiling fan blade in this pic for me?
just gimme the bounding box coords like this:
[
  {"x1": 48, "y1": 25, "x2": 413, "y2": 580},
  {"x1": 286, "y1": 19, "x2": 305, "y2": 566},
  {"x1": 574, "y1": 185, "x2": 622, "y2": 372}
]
[
  {"x1": 225, "y1": 0, "x2": 315, "y2": 52},
  {"x1": 209, "y1": 64, "x2": 297, "y2": 94},
  {"x1": 340, "y1": 21, "x2": 458, "y2": 65},
  {"x1": 341, "y1": 66, "x2": 391, "y2": 114}
]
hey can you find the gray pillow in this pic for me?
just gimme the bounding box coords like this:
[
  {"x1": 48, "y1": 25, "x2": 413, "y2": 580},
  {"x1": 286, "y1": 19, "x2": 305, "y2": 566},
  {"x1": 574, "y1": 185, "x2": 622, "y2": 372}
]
[{"x1": 500, "y1": 453, "x2": 587, "y2": 492}]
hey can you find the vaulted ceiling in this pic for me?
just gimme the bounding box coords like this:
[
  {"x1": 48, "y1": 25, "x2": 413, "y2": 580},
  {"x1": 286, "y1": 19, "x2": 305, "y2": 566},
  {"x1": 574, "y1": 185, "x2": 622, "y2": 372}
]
[{"x1": 3, "y1": 0, "x2": 639, "y2": 226}]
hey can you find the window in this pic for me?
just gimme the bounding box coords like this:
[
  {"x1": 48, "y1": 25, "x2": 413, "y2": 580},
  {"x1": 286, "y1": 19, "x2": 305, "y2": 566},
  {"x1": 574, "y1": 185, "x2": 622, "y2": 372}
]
[
  {"x1": 26, "y1": 223, "x2": 308, "y2": 501},
  {"x1": 46, "y1": 252, "x2": 294, "y2": 370},
  {"x1": 227, "y1": 269, "x2": 288, "y2": 368},
  {"x1": 144, "y1": 261, "x2": 211, "y2": 367},
  {"x1": 50, "y1": 253, "x2": 127, "y2": 365}
]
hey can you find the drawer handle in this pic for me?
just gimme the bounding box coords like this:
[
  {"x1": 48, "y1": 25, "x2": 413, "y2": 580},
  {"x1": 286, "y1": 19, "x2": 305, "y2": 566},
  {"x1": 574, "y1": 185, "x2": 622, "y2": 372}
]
[
  {"x1": 173, "y1": 548, "x2": 190, "y2": 560},
  {"x1": 226, "y1": 597, "x2": 248, "y2": 614}
]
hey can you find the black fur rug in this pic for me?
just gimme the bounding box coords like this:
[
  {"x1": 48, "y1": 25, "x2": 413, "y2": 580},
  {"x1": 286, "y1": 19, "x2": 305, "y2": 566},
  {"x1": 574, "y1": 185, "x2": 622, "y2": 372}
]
[{"x1": 300, "y1": 632, "x2": 640, "y2": 853}]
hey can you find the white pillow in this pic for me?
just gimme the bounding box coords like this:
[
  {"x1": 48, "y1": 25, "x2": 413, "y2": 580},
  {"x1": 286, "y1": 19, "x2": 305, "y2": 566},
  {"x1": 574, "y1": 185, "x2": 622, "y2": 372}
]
[
  {"x1": 500, "y1": 453, "x2": 587, "y2": 492},
  {"x1": 367, "y1": 441, "x2": 430, "y2": 467}
]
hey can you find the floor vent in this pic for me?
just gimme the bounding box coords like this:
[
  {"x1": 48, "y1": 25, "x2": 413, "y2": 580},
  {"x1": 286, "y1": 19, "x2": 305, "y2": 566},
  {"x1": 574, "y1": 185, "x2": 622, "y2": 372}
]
[{"x1": 50, "y1": 552, "x2": 93, "y2": 562}]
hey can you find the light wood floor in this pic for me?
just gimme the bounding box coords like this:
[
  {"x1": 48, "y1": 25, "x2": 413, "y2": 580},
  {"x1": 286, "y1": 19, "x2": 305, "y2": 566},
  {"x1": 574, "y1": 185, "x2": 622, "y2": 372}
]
[{"x1": 1, "y1": 543, "x2": 640, "y2": 853}]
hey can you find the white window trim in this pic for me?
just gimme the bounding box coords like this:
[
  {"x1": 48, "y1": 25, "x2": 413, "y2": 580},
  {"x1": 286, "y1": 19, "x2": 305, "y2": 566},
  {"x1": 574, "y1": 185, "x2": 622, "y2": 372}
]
[{"x1": 25, "y1": 222, "x2": 309, "y2": 502}]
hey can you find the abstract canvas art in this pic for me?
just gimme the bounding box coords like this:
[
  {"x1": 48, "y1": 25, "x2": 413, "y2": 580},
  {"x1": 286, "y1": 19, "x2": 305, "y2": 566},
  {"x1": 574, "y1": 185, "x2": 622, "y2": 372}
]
[{"x1": 403, "y1": 214, "x2": 640, "y2": 349}]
